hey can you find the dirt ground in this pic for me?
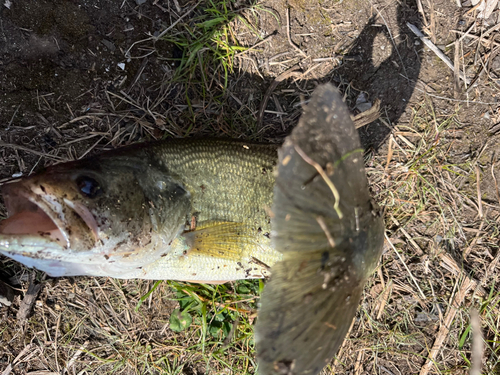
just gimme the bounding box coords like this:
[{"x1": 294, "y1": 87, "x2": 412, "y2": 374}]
[{"x1": 1, "y1": 0, "x2": 500, "y2": 374}]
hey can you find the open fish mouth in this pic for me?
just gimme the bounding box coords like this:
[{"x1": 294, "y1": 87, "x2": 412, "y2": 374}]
[{"x1": 0, "y1": 179, "x2": 98, "y2": 255}]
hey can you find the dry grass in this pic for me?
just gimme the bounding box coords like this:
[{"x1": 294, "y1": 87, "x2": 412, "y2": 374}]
[{"x1": 1, "y1": 0, "x2": 500, "y2": 374}]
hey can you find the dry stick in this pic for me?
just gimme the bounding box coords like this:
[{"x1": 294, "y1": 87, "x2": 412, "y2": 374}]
[
  {"x1": 125, "y1": 0, "x2": 202, "y2": 58},
  {"x1": 491, "y1": 161, "x2": 500, "y2": 205},
  {"x1": 413, "y1": 84, "x2": 499, "y2": 104},
  {"x1": 416, "y1": 0, "x2": 429, "y2": 27},
  {"x1": 390, "y1": 216, "x2": 424, "y2": 256},
  {"x1": 419, "y1": 277, "x2": 474, "y2": 375},
  {"x1": 285, "y1": 7, "x2": 307, "y2": 58},
  {"x1": 1, "y1": 364, "x2": 12, "y2": 375},
  {"x1": 448, "y1": 22, "x2": 477, "y2": 47},
  {"x1": 450, "y1": 29, "x2": 500, "y2": 48},
  {"x1": 377, "y1": 279, "x2": 393, "y2": 320},
  {"x1": 64, "y1": 341, "x2": 89, "y2": 374},
  {"x1": 257, "y1": 66, "x2": 301, "y2": 128},
  {"x1": 54, "y1": 314, "x2": 61, "y2": 374},
  {"x1": 384, "y1": 233, "x2": 426, "y2": 300},
  {"x1": 316, "y1": 216, "x2": 336, "y2": 247},
  {"x1": 465, "y1": 0, "x2": 486, "y2": 15},
  {"x1": 454, "y1": 40, "x2": 462, "y2": 96},
  {"x1": 2, "y1": 344, "x2": 34, "y2": 375},
  {"x1": 353, "y1": 99, "x2": 381, "y2": 128},
  {"x1": 0, "y1": 141, "x2": 64, "y2": 161},
  {"x1": 439, "y1": 253, "x2": 487, "y2": 297},
  {"x1": 407, "y1": 22, "x2": 470, "y2": 84},
  {"x1": 294, "y1": 144, "x2": 343, "y2": 219},
  {"x1": 464, "y1": 218, "x2": 486, "y2": 258},
  {"x1": 476, "y1": 165, "x2": 483, "y2": 218},
  {"x1": 384, "y1": 135, "x2": 394, "y2": 175},
  {"x1": 234, "y1": 32, "x2": 276, "y2": 58},
  {"x1": 17, "y1": 278, "x2": 42, "y2": 322},
  {"x1": 354, "y1": 350, "x2": 364, "y2": 375},
  {"x1": 483, "y1": 20, "x2": 500, "y2": 38},
  {"x1": 427, "y1": 0, "x2": 436, "y2": 44}
]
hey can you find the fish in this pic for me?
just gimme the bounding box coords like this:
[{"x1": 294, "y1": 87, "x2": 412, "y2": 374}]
[
  {"x1": 0, "y1": 84, "x2": 384, "y2": 375},
  {"x1": 0, "y1": 139, "x2": 282, "y2": 282},
  {"x1": 255, "y1": 84, "x2": 384, "y2": 375}
]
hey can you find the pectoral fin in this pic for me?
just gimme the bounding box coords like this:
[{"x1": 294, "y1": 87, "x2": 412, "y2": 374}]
[{"x1": 180, "y1": 221, "x2": 256, "y2": 260}]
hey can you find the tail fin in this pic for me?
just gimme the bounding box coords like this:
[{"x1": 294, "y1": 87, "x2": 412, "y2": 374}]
[{"x1": 256, "y1": 84, "x2": 384, "y2": 375}]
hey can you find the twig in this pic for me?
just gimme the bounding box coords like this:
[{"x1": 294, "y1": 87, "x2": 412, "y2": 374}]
[
  {"x1": 464, "y1": 218, "x2": 486, "y2": 258},
  {"x1": 385, "y1": 135, "x2": 394, "y2": 175},
  {"x1": 491, "y1": 161, "x2": 500, "y2": 205},
  {"x1": 6, "y1": 105, "x2": 20, "y2": 130},
  {"x1": 354, "y1": 350, "x2": 365, "y2": 375},
  {"x1": 316, "y1": 216, "x2": 336, "y2": 247},
  {"x1": 234, "y1": 32, "x2": 276, "y2": 58},
  {"x1": 448, "y1": 22, "x2": 477, "y2": 47},
  {"x1": 1, "y1": 364, "x2": 12, "y2": 375},
  {"x1": 64, "y1": 341, "x2": 89, "y2": 374},
  {"x1": 483, "y1": 20, "x2": 500, "y2": 38},
  {"x1": 384, "y1": 233, "x2": 426, "y2": 300},
  {"x1": 390, "y1": 216, "x2": 424, "y2": 256},
  {"x1": 450, "y1": 29, "x2": 500, "y2": 48},
  {"x1": 439, "y1": 253, "x2": 486, "y2": 297},
  {"x1": 286, "y1": 7, "x2": 307, "y2": 58},
  {"x1": 353, "y1": 99, "x2": 381, "y2": 128},
  {"x1": 17, "y1": 275, "x2": 43, "y2": 323},
  {"x1": 294, "y1": 144, "x2": 343, "y2": 219},
  {"x1": 419, "y1": 277, "x2": 474, "y2": 375},
  {"x1": 476, "y1": 165, "x2": 483, "y2": 218},
  {"x1": 124, "y1": 0, "x2": 202, "y2": 58},
  {"x1": 377, "y1": 279, "x2": 393, "y2": 320},
  {"x1": 414, "y1": 84, "x2": 499, "y2": 104},
  {"x1": 427, "y1": 0, "x2": 437, "y2": 43},
  {"x1": 257, "y1": 66, "x2": 301, "y2": 127},
  {"x1": 0, "y1": 141, "x2": 64, "y2": 161},
  {"x1": 312, "y1": 56, "x2": 339, "y2": 62},
  {"x1": 454, "y1": 40, "x2": 462, "y2": 96},
  {"x1": 407, "y1": 22, "x2": 470, "y2": 84},
  {"x1": 416, "y1": 0, "x2": 428, "y2": 27},
  {"x1": 54, "y1": 314, "x2": 61, "y2": 373}
]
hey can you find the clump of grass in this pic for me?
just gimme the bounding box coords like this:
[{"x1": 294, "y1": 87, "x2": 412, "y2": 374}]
[
  {"x1": 156, "y1": 0, "x2": 280, "y2": 139},
  {"x1": 163, "y1": 0, "x2": 261, "y2": 93}
]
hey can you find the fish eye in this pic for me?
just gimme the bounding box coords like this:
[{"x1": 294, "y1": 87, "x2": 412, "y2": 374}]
[{"x1": 76, "y1": 176, "x2": 102, "y2": 199}]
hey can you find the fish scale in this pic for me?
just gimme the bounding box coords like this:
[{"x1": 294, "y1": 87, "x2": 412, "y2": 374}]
[
  {"x1": 0, "y1": 138, "x2": 282, "y2": 281},
  {"x1": 134, "y1": 139, "x2": 282, "y2": 281}
]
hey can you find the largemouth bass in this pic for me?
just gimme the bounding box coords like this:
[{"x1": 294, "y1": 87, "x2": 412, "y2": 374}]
[
  {"x1": 256, "y1": 84, "x2": 384, "y2": 375},
  {"x1": 0, "y1": 84, "x2": 384, "y2": 375},
  {"x1": 0, "y1": 139, "x2": 282, "y2": 282}
]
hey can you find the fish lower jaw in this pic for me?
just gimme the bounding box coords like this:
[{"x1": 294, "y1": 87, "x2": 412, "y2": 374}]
[{"x1": 0, "y1": 210, "x2": 67, "y2": 248}]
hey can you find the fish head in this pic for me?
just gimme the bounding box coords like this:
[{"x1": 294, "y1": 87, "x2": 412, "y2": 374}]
[{"x1": 0, "y1": 152, "x2": 191, "y2": 277}]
